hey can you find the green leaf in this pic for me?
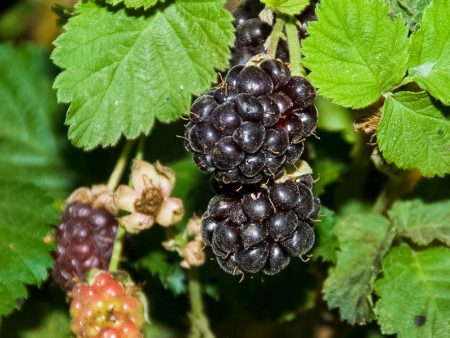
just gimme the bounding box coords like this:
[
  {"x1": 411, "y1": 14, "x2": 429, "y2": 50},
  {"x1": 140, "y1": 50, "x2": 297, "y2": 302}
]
[
  {"x1": 313, "y1": 158, "x2": 346, "y2": 196},
  {"x1": 313, "y1": 206, "x2": 338, "y2": 263},
  {"x1": 105, "y1": 0, "x2": 164, "y2": 10},
  {"x1": 261, "y1": 0, "x2": 310, "y2": 16},
  {"x1": 377, "y1": 91, "x2": 450, "y2": 177},
  {"x1": 385, "y1": 0, "x2": 431, "y2": 31},
  {"x1": 409, "y1": 0, "x2": 450, "y2": 104},
  {"x1": 0, "y1": 43, "x2": 73, "y2": 196},
  {"x1": 302, "y1": 0, "x2": 409, "y2": 108},
  {"x1": 324, "y1": 214, "x2": 395, "y2": 324},
  {"x1": 375, "y1": 245, "x2": 450, "y2": 338},
  {"x1": 136, "y1": 251, "x2": 186, "y2": 295},
  {"x1": 389, "y1": 199, "x2": 450, "y2": 246},
  {"x1": 0, "y1": 181, "x2": 58, "y2": 316},
  {"x1": 52, "y1": 0, "x2": 234, "y2": 150}
]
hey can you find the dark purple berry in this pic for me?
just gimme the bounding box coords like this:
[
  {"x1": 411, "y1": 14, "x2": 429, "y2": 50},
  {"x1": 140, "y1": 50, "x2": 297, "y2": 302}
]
[
  {"x1": 212, "y1": 137, "x2": 245, "y2": 170},
  {"x1": 297, "y1": 174, "x2": 314, "y2": 189},
  {"x1": 236, "y1": 19, "x2": 271, "y2": 46},
  {"x1": 201, "y1": 216, "x2": 218, "y2": 246},
  {"x1": 193, "y1": 153, "x2": 215, "y2": 173},
  {"x1": 282, "y1": 76, "x2": 316, "y2": 109},
  {"x1": 259, "y1": 96, "x2": 281, "y2": 127},
  {"x1": 52, "y1": 202, "x2": 118, "y2": 290},
  {"x1": 217, "y1": 254, "x2": 243, "y2": 276},
  {"x1": 309, "y1": 196, "x2": 321, "y2": 221},
  {"x1": 263, "y1": 243, "x2": 290, "y2": 275},
  {"x1": 236, "y1": 242, "x2": 269, "y2": 273},
  {"x1": 239, "y1": 151, "x2": 266, "y2": 178},
  {"x1": 277, "y1": 115, "x2": 304, "y2": 143},
  {"x1": 214, "y1": 168, "x2": 241, "y2": 184},
  {"x1": 263, "y1": 127, "x2": 289, "y2": 155},
  {"x1": 271, "y1": 91, "x2": 294, "y2": 115},
  {"x1": 207, "y1": 195, "x2": 236, "y2": 220},
  {"x1": 281, "y1": 223, "x2": 315, "y2": 256},
  {"x1": 269, "y1": 181, "x2": 300, "y2": 210},
  {"x1": 202, "y1": 176, "x2": 319, "y2": 276},
  {"x1": 233, "y1": 121, "x2": 266, "y2": 154},
  {"x1": 225, "y1": 65, "x2": 244, "y2": 89},
  {"x1": 214, "y1": 87, "x2": 237, "y2": 104},
  {"x1": 186, "y1": 60, "x2": 316, "y2": 185},
  {"x1": 235, "y1": 93, "x2": 264, "y2": 121},
  {"x1": 293, "y1": 183, "x2": 314, "y2": 219},
  {"x1": 295, "y1": 105, "x2": 318, "y2": 137},
  {"x1": 285, "y1": 143, "x2": 304, "y2": 163},
  {"x1": 188, "y1": 123, "x2": 220, "y2": 154},
  {"x1": 242, "y1": 193, "x2": 272, "y2": 221},
  {"x1": 240, "y1": 221, "x2": 267, "y2": 249},
  {"x1": 267, "y1": 210, "x2": 298, "y2": 241},
  {"x1": 236, "y1": 65, "x2": 274, "y2": 96},
  {"x1": 210, "y1": 102, "x2": 241, "y2": 135},
  {"x1": 212, "y1": 221, "x2": 240, "y2": 253},
  {"x1": 260, "y1": 59, "x2": 290, "y2": 89},
  {"x1": 263, "y1": 153, "x2": 286, "y2": 176},
  {"x1": 190, "y1": 95, "x2": 218, "y2": 123}
]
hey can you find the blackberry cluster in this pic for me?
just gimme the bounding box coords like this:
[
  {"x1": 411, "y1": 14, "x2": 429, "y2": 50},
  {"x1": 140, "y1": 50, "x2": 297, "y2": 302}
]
[
  {"x1": 230, "y1": 0, "x2": 319, "y2": 67},
  {"x1": 231, "y1": 1, "x2": 288, "y2": 66},
  {"x1": 185, "y1": 59, "x2": 317, "y2": 185},
  {"x1": 52, "y1": 201, "x2": 118, "y2": 290},
  {"x1": 202, "y1": 175, "x2": 319, "y2": 275}
]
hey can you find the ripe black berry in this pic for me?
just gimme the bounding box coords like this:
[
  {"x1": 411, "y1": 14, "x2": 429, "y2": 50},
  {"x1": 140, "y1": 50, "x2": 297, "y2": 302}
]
[
  {"x1": 201, "y1": 175, "x2": 319, "y2": 275},
  {"x1": 185, "y1": 60, "x2": 317, "y2": 185},
  {"x1": 229, "y1": 1, "x2": 319, "y2": 67},
  {"x1": 52, "y1": 201, "x2": 118, "y2": 290}
]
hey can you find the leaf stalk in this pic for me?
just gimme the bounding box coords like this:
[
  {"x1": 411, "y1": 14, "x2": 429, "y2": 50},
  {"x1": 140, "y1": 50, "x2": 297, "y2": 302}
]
[{"x1": 285, "y1": 17, "x2": 306, "y2": 76}]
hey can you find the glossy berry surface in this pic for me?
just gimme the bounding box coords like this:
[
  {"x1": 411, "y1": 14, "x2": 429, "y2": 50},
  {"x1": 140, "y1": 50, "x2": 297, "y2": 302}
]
[
  {"x1": 70, "y1": 271, "x2": 145, "y2": 338},
  {"x1": 52, "y1": 201, "x2": 118, "y2": 290},
  {"x1": 185, "y1": 60, "x2": 317, "y2": 185},
  {"x1": 229, "y1": 0, "x2": 319, "y2": 67},
  {"x1": 201, "y1": 175, "x2": 319, "y2": 276}
]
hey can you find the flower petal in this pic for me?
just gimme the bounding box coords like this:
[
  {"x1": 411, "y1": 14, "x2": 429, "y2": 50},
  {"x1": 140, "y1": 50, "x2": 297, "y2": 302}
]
[
  {"x1": 118, "y1": 213, "x2": 154, "y2": 234},
  {"x1": 156, "y1": 198, "x2": 184, "y2": 227},
  {"x1": 155, "y1": 161, "x2": 176, "y2": 196},
  {"x1": 114, "y1": 185, "x2": 138, "y2": 213},
  {"x1": 132, "y1": 160, "x2": 159, "y2": 194}
]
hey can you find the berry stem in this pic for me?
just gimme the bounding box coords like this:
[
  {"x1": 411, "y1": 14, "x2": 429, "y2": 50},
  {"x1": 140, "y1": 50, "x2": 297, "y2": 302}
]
[
  {"x1": 107, "y1": 140, "x2": 135, "y2": 191},
  {"x1": 108, "y1": 226, "x2": 126, "y2": 272},
  {"x1": 267, "y1": 16, "x2": 285, "y2": 58},
  {"x1": 285, "y1": 18, "x2": 306, "y2": 77},
  {"x1": 135, "y1": 135, "x2": 146, "y2": 161},
  {"x1": 187, "y1": 268, "x2": 215, "y2": 338},
  {"x1": 108, "y1": 136, "x2": 146, "y2": 272}
]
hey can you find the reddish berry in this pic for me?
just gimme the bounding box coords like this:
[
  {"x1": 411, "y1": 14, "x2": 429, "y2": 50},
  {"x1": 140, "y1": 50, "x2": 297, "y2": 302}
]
[
  {"x1": 52, "y1": 202, "x2": 118, "y2": 290},
  {"x1": 70, "y1": 271, "x2": 145, "y2": 338}
]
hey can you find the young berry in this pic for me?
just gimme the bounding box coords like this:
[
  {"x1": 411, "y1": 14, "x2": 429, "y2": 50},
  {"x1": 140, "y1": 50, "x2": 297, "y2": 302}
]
[
  {"x1": 52, "y1": 202, "x2": 118, "y2": 290},
  {"x1": 70, "y1": 271, "x2": 145, "y2": 338}
]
